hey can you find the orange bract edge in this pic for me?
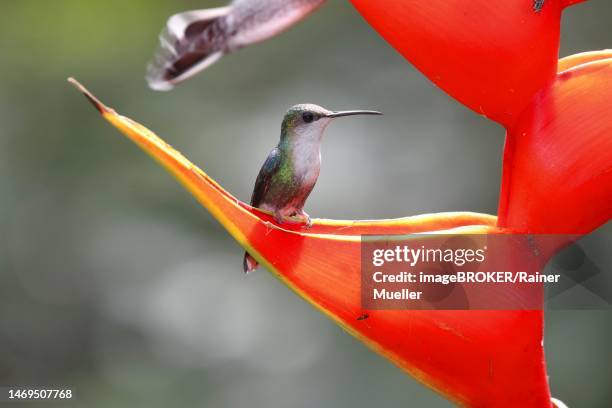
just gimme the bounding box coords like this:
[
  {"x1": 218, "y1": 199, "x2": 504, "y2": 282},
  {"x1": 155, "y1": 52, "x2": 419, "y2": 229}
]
[{"x1": 68, "y1": 78, "x2": 552, "y2": 408}]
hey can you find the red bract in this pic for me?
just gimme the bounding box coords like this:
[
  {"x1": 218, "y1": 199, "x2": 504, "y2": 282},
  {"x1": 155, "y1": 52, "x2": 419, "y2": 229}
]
[
  {"x1": 350, "y1": 0, "x2": 563, "y2": 127},
  {"x1": 70, "y1": 78, "x2": 547, "y2": 407},
  {"x1": 499, "y1": 57, "x2": 612, "y2": 233},
  {"x1": 348, "y1": 1, "x2": 609, "y2": 406},
  {"x1": 71, "y1": 1, "x2": 610, "y2": 406},
  {"x1": 68, "y1": 78, "x2": 549, "y2": 407}
]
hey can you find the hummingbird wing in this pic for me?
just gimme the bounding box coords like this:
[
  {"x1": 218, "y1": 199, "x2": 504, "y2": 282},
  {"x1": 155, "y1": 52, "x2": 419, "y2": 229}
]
[
  {"x1": 251, "y1": 147, "x2": 282, "y2": 208},
  {"x1": 146, "y1": 7, "x2": 230, "y2": 91},
  {"x1": 146, "y1": 0, "x2": 327, "y2": 91},
  {"x1": 228, "y1": 0, "x2": 327, "y2": 48}
]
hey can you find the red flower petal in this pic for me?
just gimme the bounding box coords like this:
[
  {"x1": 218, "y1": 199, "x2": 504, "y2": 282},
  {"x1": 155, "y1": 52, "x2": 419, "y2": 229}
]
[
  {"x1": 350, "y1": 0, "x2": 567, "y2": 126},
  {"x1": 69, "y1": 79, "x2": 553, "y2": 407},
  {"x1": 498, "y1": 57, "x2": 612, "y2": 233}
]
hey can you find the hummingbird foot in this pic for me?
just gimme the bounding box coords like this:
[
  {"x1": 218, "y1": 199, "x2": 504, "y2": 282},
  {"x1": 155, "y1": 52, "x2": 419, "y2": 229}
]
[
  {"x1": 273, "y1": 211, "x2": 285, "y2": 225},
  {"x1": 296, "y1": 211, "x2": 312, "y2": 229},
  {"x1": 270, "y1": 210, "x2": 311, "y2": 228}
]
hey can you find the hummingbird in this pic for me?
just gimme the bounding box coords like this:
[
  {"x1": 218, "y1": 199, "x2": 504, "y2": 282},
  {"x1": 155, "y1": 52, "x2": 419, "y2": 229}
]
[
  {"x1": 243, "y1": 104, "x2": 382, "y2": 273},
  {"x1": 146, "y1": 0, "x2": 327, "y2": 91}
]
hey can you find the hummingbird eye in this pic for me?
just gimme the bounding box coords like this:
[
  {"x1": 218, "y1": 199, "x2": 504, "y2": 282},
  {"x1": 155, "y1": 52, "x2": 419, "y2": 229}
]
[{"x1": 302, "y1": 112, "x2": 315, "y2": 123}]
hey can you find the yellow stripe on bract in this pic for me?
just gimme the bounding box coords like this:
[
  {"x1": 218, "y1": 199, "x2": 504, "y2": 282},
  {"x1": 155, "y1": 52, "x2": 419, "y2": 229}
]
[
  {"x1": 558, "y1": 50, "x2": 612, "y2": 73},
  {"x1": 315, "y1": 212, "x2": 497, "y2": 227},
  {"x1": 71, "y1": 78, "x2": 497, "y2": 406}
]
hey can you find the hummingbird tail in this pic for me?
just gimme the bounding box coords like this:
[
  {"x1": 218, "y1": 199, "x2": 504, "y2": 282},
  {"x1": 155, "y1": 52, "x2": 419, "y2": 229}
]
[
  {"x1": 243, "y1": 252, "x2": 259, "y2": 274},
  {"x1": 146, "y1": 7, "x2": 231, "y2": 91}
]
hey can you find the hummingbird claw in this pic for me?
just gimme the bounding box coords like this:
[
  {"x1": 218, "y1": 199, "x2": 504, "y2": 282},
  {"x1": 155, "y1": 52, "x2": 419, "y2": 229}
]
[
  {"x1": 273, "y1": 212, "x2": 285, "y2": 225},
  {"x1": 304, "y1": 215, "x2": 313, "y2": 229},
  {"x1": 297, "y1": 211, "x2": 312, "y2": 229}
]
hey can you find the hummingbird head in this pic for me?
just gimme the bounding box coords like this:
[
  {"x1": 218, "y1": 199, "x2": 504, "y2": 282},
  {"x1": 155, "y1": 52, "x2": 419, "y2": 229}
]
[{"x1": 280, "y1": 104, "x2": 381, "y2": 144}]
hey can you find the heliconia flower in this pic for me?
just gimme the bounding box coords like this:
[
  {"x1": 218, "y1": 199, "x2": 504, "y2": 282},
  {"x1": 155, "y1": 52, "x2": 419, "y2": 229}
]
[
  {"x1": 68, "y1": 78, "x2": 503, "y2": 406},
  {"x1": 349, "y1": 0, "x2": 587, "y2": 127},
  {"x1": 499, "y1": 54, "x2": 612, "y2": 233},
  {"x1": 68, "y1": 2, "x2": 610, "y2": 407},
  {"x1": 67, "y1": 70, "x2": 582, "y2": 406}
]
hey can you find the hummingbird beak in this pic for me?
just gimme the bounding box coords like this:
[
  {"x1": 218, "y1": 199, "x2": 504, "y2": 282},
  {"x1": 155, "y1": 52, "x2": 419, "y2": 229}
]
[{"x1": 325, "y1": 110, "x2": 382, "y2": 118}]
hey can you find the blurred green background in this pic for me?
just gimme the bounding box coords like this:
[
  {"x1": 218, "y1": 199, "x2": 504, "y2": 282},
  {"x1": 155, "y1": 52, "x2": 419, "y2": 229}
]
[{"x1": 1, "y1": 0, "x2": 610, "y2": 407}]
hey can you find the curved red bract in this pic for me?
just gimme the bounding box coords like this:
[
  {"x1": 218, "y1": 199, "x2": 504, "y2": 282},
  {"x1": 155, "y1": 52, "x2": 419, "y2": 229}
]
[
  {"x1": 70, "y1": 79, "x2": 558, "y2": 407},
  {"x1": 70, "y1": 0, "x2": 610, "y2": 405},
  {"x1": 349, "y1": 0, "x2": 591, "y2": 127},
  {"x1": 499, "y1": 58, "x2": 612, "y2": 233}
]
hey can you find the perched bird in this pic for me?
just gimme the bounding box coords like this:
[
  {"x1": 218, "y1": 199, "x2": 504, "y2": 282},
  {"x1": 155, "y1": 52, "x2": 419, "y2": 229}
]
[
  {"x1": 147, "y1": 0, "x2": 327, "y2": 91},
  {"x1": 243, "y1": 104, "x2": 382, "y2": 273}
]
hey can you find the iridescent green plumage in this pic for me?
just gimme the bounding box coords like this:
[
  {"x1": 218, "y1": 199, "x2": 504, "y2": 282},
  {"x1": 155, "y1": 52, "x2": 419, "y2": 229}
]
[
  {"x1": 244, "y1": 104, "x2": 382, "y2": 273},
  {"x1": 251, "y1": 106, "x2": 320, "y2": 213}
]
